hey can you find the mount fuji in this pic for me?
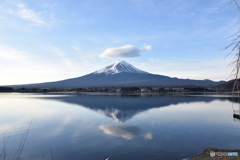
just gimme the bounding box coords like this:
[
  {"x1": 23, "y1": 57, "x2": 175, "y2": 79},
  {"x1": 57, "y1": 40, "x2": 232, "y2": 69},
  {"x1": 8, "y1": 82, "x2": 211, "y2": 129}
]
[
  {"x1": 11, "y1": 60, "x2": 225, "y2": 88},
  {"x1": 92, "y1": 60, "x2": 148, "y2": 75}
]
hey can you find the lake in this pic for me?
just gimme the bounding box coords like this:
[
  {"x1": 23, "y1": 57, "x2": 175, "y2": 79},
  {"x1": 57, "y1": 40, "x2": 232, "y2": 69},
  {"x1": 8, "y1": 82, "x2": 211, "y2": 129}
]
[{"x1": 0, "y1": 93, "x2": 240, "y2": 160}]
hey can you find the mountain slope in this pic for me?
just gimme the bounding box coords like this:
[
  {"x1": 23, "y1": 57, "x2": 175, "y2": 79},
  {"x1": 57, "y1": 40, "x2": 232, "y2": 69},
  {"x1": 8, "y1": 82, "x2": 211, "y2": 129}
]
[
  {"x1": 10, "y1": 60, "x2": 226, "y2": 88},
  {"x1": 214, "y1": 79, "x2": 240, "y2": 91}
]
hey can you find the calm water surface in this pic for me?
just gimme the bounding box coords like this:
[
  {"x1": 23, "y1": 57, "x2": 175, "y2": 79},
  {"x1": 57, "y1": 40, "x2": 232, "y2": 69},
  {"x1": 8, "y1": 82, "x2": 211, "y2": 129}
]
[{"x1": 0, "y1": 93, "x2": 240, "y2": 160}]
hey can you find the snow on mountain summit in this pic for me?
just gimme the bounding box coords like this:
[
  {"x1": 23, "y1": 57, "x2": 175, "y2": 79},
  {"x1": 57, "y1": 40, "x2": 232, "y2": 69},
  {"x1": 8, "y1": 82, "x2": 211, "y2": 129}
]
[{"x1": 93, "y1": 60, "x2": 149, "y2": 75}]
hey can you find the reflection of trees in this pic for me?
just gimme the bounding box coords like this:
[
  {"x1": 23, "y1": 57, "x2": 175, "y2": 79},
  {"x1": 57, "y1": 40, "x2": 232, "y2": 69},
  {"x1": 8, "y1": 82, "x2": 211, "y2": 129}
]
[{"x1": 227, "y1": 97, "x2": 240, "y2": 103}]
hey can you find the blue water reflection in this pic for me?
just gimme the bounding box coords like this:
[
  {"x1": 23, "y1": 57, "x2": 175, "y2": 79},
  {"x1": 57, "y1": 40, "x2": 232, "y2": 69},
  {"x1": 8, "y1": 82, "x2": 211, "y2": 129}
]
[{"x1": 0, "y1": 93, "x2": 240, "y2": 160}]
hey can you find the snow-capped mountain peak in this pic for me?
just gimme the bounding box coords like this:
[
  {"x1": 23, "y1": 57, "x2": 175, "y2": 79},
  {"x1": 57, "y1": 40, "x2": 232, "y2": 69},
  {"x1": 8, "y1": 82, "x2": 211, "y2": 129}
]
[{"x1": 93, "y1": 60, "x2": 149, "y2": 75}]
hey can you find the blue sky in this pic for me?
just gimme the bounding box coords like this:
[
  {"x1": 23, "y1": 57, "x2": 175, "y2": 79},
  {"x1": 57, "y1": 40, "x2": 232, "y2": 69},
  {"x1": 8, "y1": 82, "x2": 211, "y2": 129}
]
[{"x1": 0, "y1": 0, "x2": 238, "y2": 85}]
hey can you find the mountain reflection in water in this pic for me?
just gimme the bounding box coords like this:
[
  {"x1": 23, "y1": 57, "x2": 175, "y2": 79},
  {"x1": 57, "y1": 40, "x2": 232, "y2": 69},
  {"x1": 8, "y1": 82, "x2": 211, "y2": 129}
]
[{"x1": 39, "y1": 93, "x2": 231, "y2": 123}]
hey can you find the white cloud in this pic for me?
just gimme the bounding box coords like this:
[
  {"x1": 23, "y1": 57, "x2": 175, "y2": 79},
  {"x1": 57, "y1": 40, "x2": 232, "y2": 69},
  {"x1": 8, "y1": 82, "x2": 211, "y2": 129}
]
[
  {"x1": 15, "y1": 4, "x2": 46, "y2": 25},
  {"x1": 72, "y1": 46, "x2": 81, "y2": 54},
  {"x1": 0, "y1": 43, "x2": 111, "y2": 85},
  {"x1": 4, "y1": 3, "x2": 47, "y2": 26},
  {"x1": 99, "y1": 45, "x2": 140, "y2": 58},
  {"x1": 205, "y1": 7, "x2": 219, "y2": 14},
  {"x1": 99, "y1": 44, "x2": 152, "y2": 59},
  {"x1": 47, "y1": 45, "x2": 65, "y2": 57},
  {"x1": 141, "y1": 44, "x2": 152, "y2": 51},
  {"x1": 0, "y1": 43, "x2": 88, "y2": 85},
  {"x1": 0, "y1": 44, "x2": 28, "y2": 60},
  {"x1": 46, "y1": 45, "x2": 73, "y2": 67}
]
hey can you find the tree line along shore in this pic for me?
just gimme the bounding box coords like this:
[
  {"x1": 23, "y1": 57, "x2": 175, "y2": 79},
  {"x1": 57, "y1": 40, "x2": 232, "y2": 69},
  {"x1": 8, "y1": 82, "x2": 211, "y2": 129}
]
[{"x1": 0, "y1": 86, "x2": 229, "y2": 93}]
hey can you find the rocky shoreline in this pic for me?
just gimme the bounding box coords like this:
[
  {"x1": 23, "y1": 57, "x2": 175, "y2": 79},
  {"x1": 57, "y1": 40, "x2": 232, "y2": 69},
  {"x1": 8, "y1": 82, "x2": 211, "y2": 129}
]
[{"x1": 188, "y1": 148, "x2": 240, "y2": 160}]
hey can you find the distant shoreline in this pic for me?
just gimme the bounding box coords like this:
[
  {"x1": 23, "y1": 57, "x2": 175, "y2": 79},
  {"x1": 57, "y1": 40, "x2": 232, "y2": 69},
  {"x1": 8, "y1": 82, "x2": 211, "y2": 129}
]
[
  {"x1": 0, "y1": 86, "x2": 238, "y2": 94},
  {"x1": 1, "y1": 91, "x2": 239, "y2": 95}
]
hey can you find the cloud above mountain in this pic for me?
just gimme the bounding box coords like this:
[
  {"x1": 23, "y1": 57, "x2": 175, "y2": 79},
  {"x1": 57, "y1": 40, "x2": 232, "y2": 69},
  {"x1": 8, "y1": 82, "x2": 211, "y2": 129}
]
[{"x1": 99, "y1": 44, "x2": 152, "y2": 58}]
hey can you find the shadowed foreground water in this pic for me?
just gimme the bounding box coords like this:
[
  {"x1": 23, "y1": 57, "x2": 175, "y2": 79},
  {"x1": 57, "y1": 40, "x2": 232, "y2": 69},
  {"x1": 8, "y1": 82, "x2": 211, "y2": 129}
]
[{"x1": 0, "y1": 93, "x2": 240, "y2": 160}]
